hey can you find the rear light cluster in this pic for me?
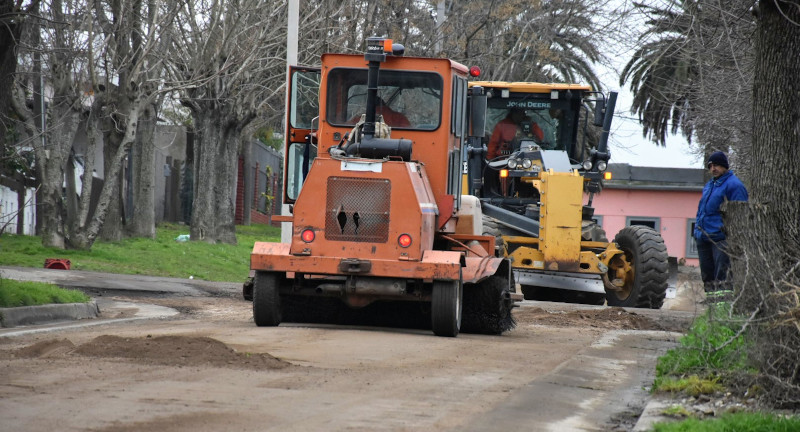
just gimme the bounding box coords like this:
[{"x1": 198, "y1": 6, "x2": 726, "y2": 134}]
[{"x1": 300, "y1": 228, "x2": 413, "y2": 248}]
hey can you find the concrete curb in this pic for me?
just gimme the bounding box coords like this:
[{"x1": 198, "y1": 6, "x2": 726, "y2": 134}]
[
  {"x1": 633, "y1": 397, "x2": 677, "y2": 431},
  {"x1": 0, "y1": 301, "x2": 99, "y2": 328}
]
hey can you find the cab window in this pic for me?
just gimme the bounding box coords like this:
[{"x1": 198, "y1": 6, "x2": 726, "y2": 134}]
[
  {"x1": 326, "y1": 68, "x2": 443, "y2": 130},
  {"x1": 486, "y1": 98, "x2": 566, "y2": 151},
  {"x1": 290, "y1": 71, "x2": 320, "y2": 129}
]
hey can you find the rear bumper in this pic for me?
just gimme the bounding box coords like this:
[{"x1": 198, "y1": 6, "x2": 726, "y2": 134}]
[{"x1": 251, "y1": 242, "x2": 463, "y2": 281}]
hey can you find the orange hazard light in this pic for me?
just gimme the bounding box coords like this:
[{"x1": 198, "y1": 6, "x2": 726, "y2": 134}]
[
  {"x1": 383, "y1": 39, "x2": 393, "y2": 52},
  {"x1": 603, "y1": 172, "x2": 612, "y2": 181},
  {"x1": 500, "y1": 169, "x2": 509, "y2": 178}
]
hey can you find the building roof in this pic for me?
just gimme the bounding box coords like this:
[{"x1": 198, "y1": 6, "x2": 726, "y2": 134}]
[{"x1": 605, "y1": 163, "x2": 705, "y2": 191}]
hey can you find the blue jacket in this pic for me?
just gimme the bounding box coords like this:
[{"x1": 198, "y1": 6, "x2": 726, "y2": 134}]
[{"x1": 694, "y1": 171, "x2": 748, "y2": 241}]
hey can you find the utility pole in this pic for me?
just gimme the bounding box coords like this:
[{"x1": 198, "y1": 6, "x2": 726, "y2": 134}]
[
  {"x1": 281, "y1": 0, "x2": 299, "y2": 243},
  {"x1": 435, "y1": 0, "x2": 445, "y2": 55}
]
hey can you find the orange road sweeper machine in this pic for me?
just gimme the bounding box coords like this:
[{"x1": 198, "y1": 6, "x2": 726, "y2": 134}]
[{"x1": 247, "y1": 38, "x2": 519, "y2": 337}]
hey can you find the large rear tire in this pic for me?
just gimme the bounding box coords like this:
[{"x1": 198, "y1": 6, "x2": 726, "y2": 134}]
[
  {"x1": 606, "y1": 225, "x2": 668, "y2": 309},
  {"x1": 253, "y1": 271, "x2": 282, "y2": 326},
  {"x1": 431, "y1": 278, "x2": 462, "y2": 337}
]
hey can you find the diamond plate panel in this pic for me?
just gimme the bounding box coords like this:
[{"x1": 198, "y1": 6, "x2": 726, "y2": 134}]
[{"x1": 325, "y1": 177, "x2": 391, "y2": 243}]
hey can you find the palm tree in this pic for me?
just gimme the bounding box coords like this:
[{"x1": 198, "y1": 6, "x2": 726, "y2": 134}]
[
  {"x1": 620, "y1": 0, "x2": 698, "y2": 146},
  {"x1": 438, "y1": 0, "x2": 605, "y2": 89}
]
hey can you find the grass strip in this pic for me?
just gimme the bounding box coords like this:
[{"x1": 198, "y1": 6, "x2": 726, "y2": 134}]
[{"x1": 0, "y1": 279, "x2": 90, "y2": 307}]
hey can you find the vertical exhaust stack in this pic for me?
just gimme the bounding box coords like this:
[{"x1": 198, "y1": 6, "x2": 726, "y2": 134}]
[
  {"x1": 595, "y1": 91, "x2": 617, "y2": 158},
  {"x1": 346, "y1": 37, "x2": 413, "y2": 160}
]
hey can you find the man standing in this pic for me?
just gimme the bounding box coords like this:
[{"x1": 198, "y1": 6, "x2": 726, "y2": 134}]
[{"x1": 694, "y1": 151, "x2": 749, "y2": 295}]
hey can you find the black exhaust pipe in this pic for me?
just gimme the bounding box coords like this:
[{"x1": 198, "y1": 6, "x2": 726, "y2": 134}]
[{"x1": 347, "y1": 37, "x2": 412, "y2": 161}]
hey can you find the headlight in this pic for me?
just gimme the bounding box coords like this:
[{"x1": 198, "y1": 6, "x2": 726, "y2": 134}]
[
  {"x1": 507, "y1": 158, "x2": 518, "y2": 169},
  {"x1": 582, "y1": 160, "x2": 593, "y2": 171},
  {"x1": 597, "y1": 160, "x2": 608, "y2": 171},
  {"x1": 521, "y1": 158, "x2": 533, "y2": 169}
]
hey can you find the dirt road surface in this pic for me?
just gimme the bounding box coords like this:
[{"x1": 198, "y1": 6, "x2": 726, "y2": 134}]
[{"x1": 0, "y1": 269, "x2": 704, "y2": 432}]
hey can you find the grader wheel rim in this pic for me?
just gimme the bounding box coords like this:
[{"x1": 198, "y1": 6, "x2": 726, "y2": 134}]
[{"x1": 614, "y1": 253, "x2": 635, "y2": 301}]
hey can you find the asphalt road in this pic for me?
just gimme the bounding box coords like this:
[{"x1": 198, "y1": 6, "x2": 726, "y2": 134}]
[{"x1": 0, "y1": 265, "x2": 704, "y2": 431}]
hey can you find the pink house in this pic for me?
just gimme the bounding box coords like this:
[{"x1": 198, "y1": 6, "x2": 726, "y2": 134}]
[{"x1": 588, "y1": 164, "x2": 705, "y2": 266}]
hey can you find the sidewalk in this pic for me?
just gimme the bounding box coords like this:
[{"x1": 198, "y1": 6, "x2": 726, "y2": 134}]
[
  {"x1": 0, "y1": 265, "x2": 241, "y2": 297},
  {"x1": 0, "y1": 265, "x2": 239, "y2": 330}
]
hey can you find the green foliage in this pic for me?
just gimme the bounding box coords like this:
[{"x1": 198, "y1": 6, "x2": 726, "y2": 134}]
[
  {"x1": 652, "y1": 412, "x2": 800, "y2": 432},
  {"x1": 0, "y1": 279, "x2": 90, "y2": 307},
  {"x1": 0, "y1": 223, "x2": 281, "y2": 282},
  {"x1": 161, "y1": 105, "x2": 193, "y2": 127},
  {"x1": 254, "y1": 126, "x2": 282, "y2": 151},
  {"x1": 662, "y1": 405, "x2": 694, "y2": 419},
  {"x1": 656, "y1": 375, "x2": 725, "y2": 397},
  {"x1": 654, "y1": 302, "x2": 750, "y2": 391}
]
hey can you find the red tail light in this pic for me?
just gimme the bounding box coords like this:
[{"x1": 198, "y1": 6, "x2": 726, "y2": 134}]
[
  {"x1": 301, "y1": 228, "x2": 315, "y2": 243},
  {"x1": 398, "y1": 234, "x2": 412, "y2": 248}
]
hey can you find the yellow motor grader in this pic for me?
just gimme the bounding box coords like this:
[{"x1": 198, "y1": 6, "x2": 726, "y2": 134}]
[{"x1": 463, "y1": 81, "x2": 669, "y2": 307}]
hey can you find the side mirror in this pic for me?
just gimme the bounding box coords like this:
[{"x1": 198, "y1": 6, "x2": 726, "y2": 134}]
[{"x1": 470, "y1": 86, "x2": 487, "y2": 138}]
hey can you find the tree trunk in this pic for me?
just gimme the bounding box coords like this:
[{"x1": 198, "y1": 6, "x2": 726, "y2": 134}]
[
  {"x1": 747, "y1": 1, "x2": 800, "y2": 235},
  {"x1": 190, "y1": 111, "x2": 238, "y2": 244},
  {"x1": 725, "y1": 0, "x2": 800, "y2": 407},
  {"x1": 99, "y1": 137, "x2": 124, "y2": 242},
  {"x1": 127, "y1": 101, "x2": 157, "y2": 238},
  {"x1": 67, "y1": 95, "x2": 148, "y2": 250},
  {"x1": 37, "y1": 103, "x2": 80, "y2": 248},
  {"x1": 242, "y1": 139, "x2": 252, "y2": 226}
]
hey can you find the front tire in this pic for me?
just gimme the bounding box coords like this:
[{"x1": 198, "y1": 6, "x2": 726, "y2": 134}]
[
  {"x1": 606, "y1": 226, "x2": 668, "y2": 308},
  {"x1": 253, "y1": 271, "x2": 282, "y2": 326},
  {"x1": 432, "y1": 278, "x2": 462, "y2": 337}
]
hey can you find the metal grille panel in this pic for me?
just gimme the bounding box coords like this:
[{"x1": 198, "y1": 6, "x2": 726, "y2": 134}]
[{"x1": 325, "y1": 177, "x2": 391, "y2": 243}]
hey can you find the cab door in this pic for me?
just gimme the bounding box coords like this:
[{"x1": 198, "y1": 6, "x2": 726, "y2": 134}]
[{"x1": 283, "y1": 66, "x2": 321, "y2": 204}]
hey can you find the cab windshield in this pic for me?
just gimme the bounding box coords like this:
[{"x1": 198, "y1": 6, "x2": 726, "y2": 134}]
[
  {"x1": 326, "y1": 68, "x2": 443, "y2": 130},
  {"x1": 485, "y1": 97, "x2": 570, "y2": 152}
]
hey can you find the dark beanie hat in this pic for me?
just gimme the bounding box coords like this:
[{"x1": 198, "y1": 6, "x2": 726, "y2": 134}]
[{"x1": 707, "y1": 151, "x2": 729, "y2": 169}]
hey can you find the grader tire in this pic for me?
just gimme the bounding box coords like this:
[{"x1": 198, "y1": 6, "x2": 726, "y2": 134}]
[
  {"x1": 481, "y1": 215, "x2": 506, "y2": 256},
  {"x1": 253, "y1": 271, "x2": 282, "y2": 326},
  {"x1": 606, "y1": 225, "x2": 668, "y2": 309}
]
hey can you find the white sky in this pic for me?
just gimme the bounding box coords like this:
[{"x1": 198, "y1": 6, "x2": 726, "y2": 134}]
[{"x1": 605, "y1": 86, "x2": 702, "y2": 169}]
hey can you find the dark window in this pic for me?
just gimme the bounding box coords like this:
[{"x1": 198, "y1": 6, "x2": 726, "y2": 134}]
[
  {"x1": 686, "y1": 219, "x2": 698, "y2": 258},
  {"x1": 626, "y1": 216, "x2": 660, "y2": 231},
  {"x1": 326, "y1": 68, "x2": 443, "y2": 130}
]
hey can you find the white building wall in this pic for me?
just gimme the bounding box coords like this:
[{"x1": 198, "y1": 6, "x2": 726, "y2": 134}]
[{"x1": 0, "y1": 185, "x2": 36, "y2": 235}]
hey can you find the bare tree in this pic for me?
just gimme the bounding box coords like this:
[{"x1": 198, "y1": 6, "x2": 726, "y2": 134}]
[
  {"x1": 12, "y1": 0, "x2": 87, "y2": 248},
  {"x1": 0, "y1": 0, "x2": 41, "y2": 153},
  {"x1": 12, "y1": 0, "x2": 176, "y2": 249},
  {"x1": 726, "y1": 0, "x2": 800, "y2": 407},
  {"x1": 165, "y1": 0, "x2": 288, "y2": 244},
  {"x1": 91, "y1": 0, "x2": 172, "y2": 240}
]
